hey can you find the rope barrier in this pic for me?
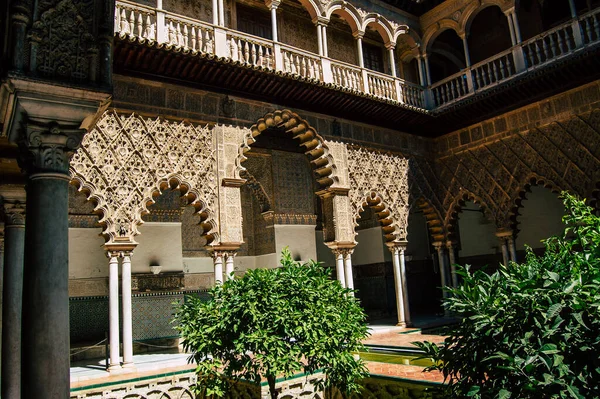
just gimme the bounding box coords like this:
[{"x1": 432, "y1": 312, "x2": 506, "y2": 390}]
[
  {"x1": 69, "y1": 338, "x2": 108, "y2": 357},
  {"x1": 134, "y1": 341, "x2": 180, "y2": 349}
]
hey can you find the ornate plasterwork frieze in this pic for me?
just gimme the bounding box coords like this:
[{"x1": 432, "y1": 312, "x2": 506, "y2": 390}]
[
  {"x1": 70, "y1": 110, "x2": 218, "y2": 245},
  {"x1": 347, "y1": 147, "x2": 410, "y2": 242}
]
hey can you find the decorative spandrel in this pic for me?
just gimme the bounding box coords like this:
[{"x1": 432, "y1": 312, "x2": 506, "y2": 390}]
[
  {"x1": 347, "y1": 147, "x2": 410, "y2": 242},
  {"x1": 70, "y1": 110, "x2": 218, "y2": 244}
]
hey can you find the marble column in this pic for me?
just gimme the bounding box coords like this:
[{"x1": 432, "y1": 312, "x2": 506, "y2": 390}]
[
  {"x1": 121, "y1": 252, "x2": 134, "y2": 368},
  {"x1": 9, "y1": 1, "x2": 30, "y2": 71},
  {"x1": 433, "y1": 242, "x2": 450, "y2": 298},
  {"x1": 316, "y1": 23, "x2": 323, "y2": 56},
  {"x1": 213, "y1": 251, "x2": 224, "y2": 284},
  {"x1": 387, "y1": 44, "x2": 397, "y2": 77},
  {"x1": 267, "y1": 1, "x2": 280, "y2": 42},
  {"x1": 1, "y1": 196, "x2": 26, "y2": 399},
  {"x1": 568, "y1": 0, "x2": 577, "y2": 18},
  {"x1": 497, "y1": 235, "x2": 509, "y2": 266},
  {"x1": 334, "y1": 249, "x2": 346, "y2": 288},
  {"x1": 107, "y1": 252, "x2": 121, "y2": 371},
  {"x1": 446, "y1": 241, "x2": 459, "y2": 288},
  {"x1": 322, "y1": 24, "x2": 329, "y2": 58},
  {"x1": 461, "y1": 35, "x2": 471, "y2": 67},
  {"x1": 212, "y1": 0, "x2": 218, "y2": 25},
  {"x1": 355, "y1": 32, "x2": 365, "y2": 68},
  {"x1": 508, "y1": 236, "x2": 518, "y2": 263},
  {"x1": 416, "y1": 55, "x2": 426, "y2": 85},
  {"x1": 511, "y1": 11, "x2": 522, "y2": 43},
  {"x1": 218, "y1": 0, "x2": 225, "y2": 26},
  {"x1": 423, "y1": 54, "x2": 432, "y2": 85},
  {"x1": 225, "y1": 251, "x2": 235, "y2": 280},
  {"x1": 20, "y1": 121, "x2": 84, "y2": 399},
  {"x1": 505, "y1": 10, "x2": 517, "y2": 45},
  {"x1": 343, "y1": 249, "x2": 355, "y2": 293},
  {"x1": 388, "y1": 245, "x2": 407, "y2": 327}
]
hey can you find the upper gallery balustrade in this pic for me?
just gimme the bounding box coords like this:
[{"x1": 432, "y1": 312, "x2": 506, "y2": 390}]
[{"x1": 114, "y1": 0, "x2": 600, "y2": 111}]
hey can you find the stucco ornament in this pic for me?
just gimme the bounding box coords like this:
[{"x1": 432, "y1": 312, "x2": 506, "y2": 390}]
[
  {"x1": 347, "y1": 147, "x2": 410, "y2": 242},
  {"x1": 70, "y1": 110, "x2": 218, "y2": 245}
]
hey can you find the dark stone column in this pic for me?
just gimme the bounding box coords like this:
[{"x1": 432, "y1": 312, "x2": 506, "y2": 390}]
[
  {"x1": 1, "y1": 194, "x2": 25, "y2": 399},
  {"x1": 19, "y1": 120, "x2": 84, "y2": 399}
]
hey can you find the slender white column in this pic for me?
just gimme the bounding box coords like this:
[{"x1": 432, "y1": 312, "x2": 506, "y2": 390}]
[
  {"x1": 218, "y1": 0, "x2": 225, "y2": 27},
  {"x1": 423, "y1": 54, "x2": 432, "y2": 85},
  {"x1": 322, "y1": 25, "x2": 328, "y2": 58},
  {"x1": 416, "y1": 55, "x2": 426, "y2": 85},
  {"x1": 505, "y1": 11, "x2": 517, "y2": 45},
  {"x1": 214, "y1": 252, "x2": 224, "y2": 284},
  {"x1": 121, "y1": 253, "x2": 134, "y2": 368},
  {"x1": 511, "y1": 12, "x2": 522, "y2": 43},
  {"x1": 270, "y1": 5, "x2": 278, "y2": 42},
  {"x1": 462, "y1": 35, "x2": 471, "y2": 67},
  {"x1": 343, "y1": 249, "x2": 354, "y2": 293},
  {"x1": 108, "y1": 253, "x2": 121, "y2": 371},
  {"x1": 446, "y1": 242, "x2": 458, "y2": 288},
  {"x1": 334, "y1": 250, "x2": 346, "y2": 288},
  {"x1": 225, "y1": 252, "x2": 235, "y2": 280},
  {"x1": 398, "y1": 246, "x2": 411, "y2": 326},
  {"x1": 387, "y1": 45, "x2": 397, "y2": 77},
  {"x1": 316, "y1": 24, "x2": 323, "y2": 56},
  {"x1": 568, "y1": 0, "x2": 577, "y2": 18},
  {"x1": 508, "y1": 236, "x2": 518, "y2": 263},
  {"x1": 390, "y1": 246, "x2": 406, "y2": 327},
  {"x1": 434, "y1": 243, "x2": 449, "y2": 296},
  {"x1": 212, "y1": 0, "x2": 218, "y2": 25},
  {"x1": 355, "y1": 34, "x2": 364, "y2": 68}
]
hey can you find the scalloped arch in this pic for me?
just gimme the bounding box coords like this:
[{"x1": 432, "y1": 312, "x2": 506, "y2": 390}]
[
  {"x1": 241, "y1": 109, "x2": 339, "y2": 189},
  {"x1": 507, "y1": 174, "x2": 563, "y2": 234},
  {"x1": 444, "y1": 189, "x2": 494, "y2": 240},
  {"x1": 70, "y1": 110, "x2": 219, "y2": 245},
  {"x1": 355, "y1": 191, "x2": 401, "y2": 242},
  {"x1": 411, "y1": 196, "x2": 446, "y2": 242}
]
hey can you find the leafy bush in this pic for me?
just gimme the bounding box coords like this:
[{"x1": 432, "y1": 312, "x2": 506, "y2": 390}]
[
  {"x1": 416, "y1": 194, "x2": 600, "y2": 398},
  {"x1": 175, "y1": 248, "x2": 369, "y2": 399}
]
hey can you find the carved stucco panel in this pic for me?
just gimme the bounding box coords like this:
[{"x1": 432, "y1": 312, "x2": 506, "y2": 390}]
[
  {"x1": 324, "y1": 140, "x2": 350, "y2": 188},
  {"x1": 70, "y1": 110, "x2": 218, "y2": 244},
  {"x1": 332, "y1": 194, "x2": 354, "y2": 243},
  {"x1": 347, "y1": 147, "x2": 410, "y2": 241}
]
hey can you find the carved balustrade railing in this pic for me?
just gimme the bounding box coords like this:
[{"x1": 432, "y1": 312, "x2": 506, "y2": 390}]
[
  {"x1": 367, "y1": 70, "x2": 397, "y2": 101},
  {"x1": 280, "y1": 45, "x2": 323, "y2": 80},
  {"x1": 115, "y1": 0, "x2": 600, "y2": 111},
  {"x1": 226, "y1": 30, "x2": 274, "y2": 68}
]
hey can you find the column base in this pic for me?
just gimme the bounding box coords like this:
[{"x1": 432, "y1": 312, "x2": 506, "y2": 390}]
[
  {"x1": 107, "y1": 363, "x2": 122, "y2": 373},
  {"x1": 396, "y1": 322, "x2": 407, "y2": 328},
  {"x1": 121, "y1": 362, "x2": 137, "y2": 371}
]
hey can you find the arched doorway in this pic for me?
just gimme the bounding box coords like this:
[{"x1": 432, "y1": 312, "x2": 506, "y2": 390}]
[
  {"x1": 467, "y1": 6, "x2": 513, "y2": 65},
  {"x1": 428, "y1": 29, "x2": 466, "y2": 83}
]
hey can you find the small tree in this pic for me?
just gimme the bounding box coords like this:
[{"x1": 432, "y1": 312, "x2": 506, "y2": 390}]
[
  {"x1": 416, "y1": 194, "x2": 600, "y2": 398},
  {"x1": 175, "y1": 248, "x2": 369, "y2": 398}
]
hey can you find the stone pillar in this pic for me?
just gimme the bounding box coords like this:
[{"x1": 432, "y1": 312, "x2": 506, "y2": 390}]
[
  {"x1": 333, "y1": 249, "x2": 346, "y2": 288},
  {"x1": 217, "y1": 0, "x2": 225, "y2": 26},
  {"x1": 387, "y1": 43, "x2": 397, "y2": 77},
  {"x1": 508, "y1": 236, "x2": 518, "y2": 263},
  {"x1": 446, "y1": 241, "x2": 459, "y2": 288},
  {"x1": 416, "y1": 55, "x2": 426, "y2": 85},
  {"x1": 19, "y1": 121, "x2": 84, "y2": 399},
  {"x1": 225, "y1": 251, "x2": 236, "y2": 280},
  {"x1": 267, "y1": 0, "x2": 280, "y2": 42},
  {"x1": 433, "y1": 242, "x2": 450, "y2": 298},
  {"x1": 388, "y1": 244, "x2": 407, "y2": 327},
  {"x1": 322, "y1": 24, "x2": 329, "y2": 58},
  {"x1": 568, "y1": 0, "x2": 577, "y2": 18},
  {"x1": 316, "y1": 23, "x2": 323, "y2": 56},
  {"x1": 497, "y1": 235, "x2": 509, "y2": 266},
  {"x1": 398, "y1": 243, "x2": 411, "y2": 326},
  {"x1": 121, "y1": 252, "x2": 134, "y2": 369},
  {"x1": 505, "y1": 10, "x2": 517, "y2": 45},
  {"x1": 355, "y1": 32, "x2": 365, "y2": 68},
  {"x1": 461, "y1": 35, "x2": 471, "y2": 67},
  {"x1": 212, "y1": 0, "x2": 219, "y2": 25},
  {"x1": 423, "y1": 54, "x2": 432, "y2": 85},
  {"x1": 343, "y1": 248, "x2": 355, "y2": 292},
  {"x1": 1, "y1": 193, "x2": 26, "y2": 399},
  {"x1": 511, "y1": 11, "x2": 522, "y2": 44},
  {"x1": 9, "y1": 1, "x2": 31, "y2": 71},
  {"x1": 213, "y1": 251, "x2": 224, "y2": 284},
  {"x1": 107, "y1": 252, "x2": 121, "y2": 371}
]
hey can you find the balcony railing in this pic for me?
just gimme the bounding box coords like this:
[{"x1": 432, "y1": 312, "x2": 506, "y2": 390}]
[{"x1": 115, "y1": 0, "x2": 600, "y2": 111}]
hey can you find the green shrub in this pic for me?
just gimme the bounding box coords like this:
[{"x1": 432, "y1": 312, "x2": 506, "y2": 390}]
[
  {"x1": 416, "y1": 194, "x2": 600, "y2": 398},
  {"x1": 175, "y1": 248, "x2": 369, "y2": 399}
]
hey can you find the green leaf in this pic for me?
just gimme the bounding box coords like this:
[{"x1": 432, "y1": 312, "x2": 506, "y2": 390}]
[
  {"x1": 498, "y1": 389, "x2": 511, "y2": 399},
  {"x1": 467, "y1": 386, "x2": 481, "y2": 396}
]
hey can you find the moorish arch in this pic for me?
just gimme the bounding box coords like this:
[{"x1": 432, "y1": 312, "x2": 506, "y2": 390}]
[
  {"x1": 444, "y1": 189, "x2": 494, "y2": 242},
  {"x1": 412, "y1": 197, "x2": 446, "y2": 243},
  {"x1": 70, "y1": 110, "x2": 220, "y2": 246}
]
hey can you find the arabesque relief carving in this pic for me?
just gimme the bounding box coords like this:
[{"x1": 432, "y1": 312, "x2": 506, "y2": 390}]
[{"x1": 70, "y1": 110, "x2": 218, "y2": 245}]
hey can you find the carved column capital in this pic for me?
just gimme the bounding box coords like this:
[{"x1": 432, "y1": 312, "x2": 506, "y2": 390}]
[
  {"x1": 2, "y1": 201, "x2": 26, "y2": 226},
  {"x1": 18, "y1": 119, "x2": 84, "y2": 177},
  {"x1": 386, "y1": 240, "x2": 407, "y2": 254}
]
